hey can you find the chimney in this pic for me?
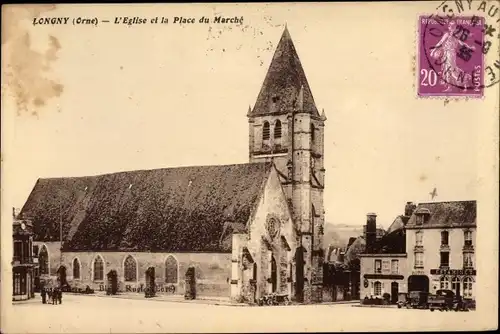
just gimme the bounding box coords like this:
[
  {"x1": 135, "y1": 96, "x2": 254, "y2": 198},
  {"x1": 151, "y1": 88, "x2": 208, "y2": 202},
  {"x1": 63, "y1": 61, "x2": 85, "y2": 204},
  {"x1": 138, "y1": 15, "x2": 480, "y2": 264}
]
[
  {"x1": 405, "y1": 201, "x2": 417, "y2": 217},
  {"x1": 12, "y1": 207, "x2": 20, "y2": 219},
  {"x1": 365, "y1": 213, "x2": 377, "y2": 253}
]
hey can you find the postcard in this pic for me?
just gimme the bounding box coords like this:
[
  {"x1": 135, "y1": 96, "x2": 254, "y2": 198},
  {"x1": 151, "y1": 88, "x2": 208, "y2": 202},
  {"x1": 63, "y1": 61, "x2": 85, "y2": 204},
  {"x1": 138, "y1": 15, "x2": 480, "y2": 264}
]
[{"x1": 1, "y1": 2, "x2": 498, "y2": 333}]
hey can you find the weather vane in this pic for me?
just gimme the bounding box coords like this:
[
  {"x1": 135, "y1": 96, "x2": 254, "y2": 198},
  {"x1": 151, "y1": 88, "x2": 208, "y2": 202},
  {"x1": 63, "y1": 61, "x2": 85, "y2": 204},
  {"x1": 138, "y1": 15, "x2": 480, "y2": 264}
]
[{"x1": 429, "y1": 187, "x2": 438, "y2": 200}]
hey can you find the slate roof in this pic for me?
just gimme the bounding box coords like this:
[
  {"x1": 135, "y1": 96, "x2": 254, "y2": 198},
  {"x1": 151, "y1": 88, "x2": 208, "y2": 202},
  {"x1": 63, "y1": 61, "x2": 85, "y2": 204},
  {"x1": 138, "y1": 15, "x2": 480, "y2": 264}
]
[
  {"x1": 375, "y1": 228, "x2": 406, "y2": 254},
  {"x1": 20, "y1": 163, "x2": 273, "y2": 253},
  {"x1": 249, "y1": 27, "x2": 320, "y2": 117},
  {"x1": 405, "y1": 201, "x2": 476, "y2": 229}
]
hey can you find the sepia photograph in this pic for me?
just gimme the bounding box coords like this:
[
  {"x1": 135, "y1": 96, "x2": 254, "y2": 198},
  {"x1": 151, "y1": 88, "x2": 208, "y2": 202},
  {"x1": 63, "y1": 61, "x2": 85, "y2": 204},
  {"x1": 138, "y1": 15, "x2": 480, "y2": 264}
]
[{"x1": 1, "y1": 2, "x2": 498, "y2": 333}]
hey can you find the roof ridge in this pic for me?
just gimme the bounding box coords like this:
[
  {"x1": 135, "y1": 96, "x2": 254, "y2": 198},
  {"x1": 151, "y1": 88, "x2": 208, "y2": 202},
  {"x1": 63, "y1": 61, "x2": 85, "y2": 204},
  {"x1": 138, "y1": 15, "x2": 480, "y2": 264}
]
[
  {"x1": 37, "y1": 162, "x2": 272, "y2": 180},
  {"x1": 418, "y1": 200, "x2": 476, "y2": 205}
]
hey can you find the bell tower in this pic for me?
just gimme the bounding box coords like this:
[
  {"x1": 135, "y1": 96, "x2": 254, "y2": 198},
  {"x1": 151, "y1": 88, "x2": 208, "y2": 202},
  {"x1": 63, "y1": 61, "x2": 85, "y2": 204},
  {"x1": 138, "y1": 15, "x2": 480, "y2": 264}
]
[{"x1": 247, "y1": 26, "x2": 327, "y2": 303}]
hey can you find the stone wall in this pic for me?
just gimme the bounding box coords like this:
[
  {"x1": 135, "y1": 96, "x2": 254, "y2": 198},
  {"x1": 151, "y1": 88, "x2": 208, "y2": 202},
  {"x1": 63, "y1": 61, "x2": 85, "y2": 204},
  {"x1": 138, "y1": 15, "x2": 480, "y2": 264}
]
[{"x1": 57, "y1": 251, "x2": 231, "y2": 297}]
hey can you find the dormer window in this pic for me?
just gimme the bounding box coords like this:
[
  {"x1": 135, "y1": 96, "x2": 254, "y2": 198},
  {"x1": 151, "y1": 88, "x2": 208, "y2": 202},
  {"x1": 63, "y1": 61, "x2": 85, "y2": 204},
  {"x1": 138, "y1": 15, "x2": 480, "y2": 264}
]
[
  {"x1": 415, "y1": 208, "x2": 431, "y2": 225},
  {"x1": 262, "y1": 121, "x2": 270, "y2": 141}
]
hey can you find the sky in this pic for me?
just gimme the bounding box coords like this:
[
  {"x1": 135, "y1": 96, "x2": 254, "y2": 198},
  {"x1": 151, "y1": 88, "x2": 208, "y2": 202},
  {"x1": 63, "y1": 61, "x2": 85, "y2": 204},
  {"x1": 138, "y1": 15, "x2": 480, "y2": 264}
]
[{"x1": 2, "y1": 2, "x2": 491, "y2": 230}]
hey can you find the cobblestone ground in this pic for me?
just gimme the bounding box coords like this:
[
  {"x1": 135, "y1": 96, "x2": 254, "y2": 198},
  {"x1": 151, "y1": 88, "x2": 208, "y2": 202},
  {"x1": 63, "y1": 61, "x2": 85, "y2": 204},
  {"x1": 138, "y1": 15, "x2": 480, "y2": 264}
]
[{"x1": 5, "y1": 294, "x2": 482, "y2": 333}]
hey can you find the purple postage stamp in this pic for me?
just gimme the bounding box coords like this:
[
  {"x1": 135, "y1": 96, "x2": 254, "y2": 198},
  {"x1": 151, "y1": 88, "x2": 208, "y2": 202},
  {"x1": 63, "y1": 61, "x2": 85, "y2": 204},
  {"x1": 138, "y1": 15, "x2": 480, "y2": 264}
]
[{"x1": 418, "y1": 15, "x2": 485, "y2": 98}]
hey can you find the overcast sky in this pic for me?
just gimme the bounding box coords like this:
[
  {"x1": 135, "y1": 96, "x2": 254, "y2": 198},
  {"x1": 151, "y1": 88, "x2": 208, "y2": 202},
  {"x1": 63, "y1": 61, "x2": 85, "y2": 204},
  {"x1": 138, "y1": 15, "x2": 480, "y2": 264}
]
[{"x1": 3, "y1": 2, "x2": 485, "y2": 230}]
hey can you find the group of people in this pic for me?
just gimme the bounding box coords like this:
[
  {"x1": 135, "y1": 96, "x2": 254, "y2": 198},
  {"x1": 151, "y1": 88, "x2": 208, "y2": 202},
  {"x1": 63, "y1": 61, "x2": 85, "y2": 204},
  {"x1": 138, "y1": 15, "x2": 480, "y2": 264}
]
[{"x1": 41, "y1": 287, "x2": 63, "y2": 305}]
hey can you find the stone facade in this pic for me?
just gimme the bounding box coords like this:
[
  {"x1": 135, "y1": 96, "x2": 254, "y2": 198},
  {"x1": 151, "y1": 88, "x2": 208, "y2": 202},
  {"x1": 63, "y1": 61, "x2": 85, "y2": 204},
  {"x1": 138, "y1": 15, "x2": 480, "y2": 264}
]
[
  {"x1": 248, "y1": 27, "x2": 326, "y2": 304},
  {"x1": 230, "y1": 167, "x2": 296, "y2": 303},
  {"x1": 35, "y1": 241, "x2": 231, "y2": 297}
]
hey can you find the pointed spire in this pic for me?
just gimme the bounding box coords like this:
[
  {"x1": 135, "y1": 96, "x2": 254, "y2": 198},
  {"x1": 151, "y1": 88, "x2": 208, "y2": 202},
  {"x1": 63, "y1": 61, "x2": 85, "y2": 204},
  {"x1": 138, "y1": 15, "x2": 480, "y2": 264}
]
[
  {"x1": 283, "y1": 23, "x2": 290, "y2": 37},
  {"x1": 321, "y1": 108, "x2": 327, "y2": 121},
  {"x1": 249, "y1": 26, "x2": 319, "y2": 117}
]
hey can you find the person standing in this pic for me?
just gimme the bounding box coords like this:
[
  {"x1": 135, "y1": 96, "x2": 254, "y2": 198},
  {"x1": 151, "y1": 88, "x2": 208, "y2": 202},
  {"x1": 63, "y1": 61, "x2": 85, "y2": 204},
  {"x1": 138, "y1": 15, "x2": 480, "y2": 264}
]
[
  {"x1": 47, "y1": 289, "x2": 52, "y2": 305},
  {"x1": 52, "y1": 288, "x2": 58, "y2": 305},
  {"x1": 41, "y1": 287, "x2": 47, "y2": 304},
  {"x1": 58, "y1": 287, "x2": 63, "y2": 304}
]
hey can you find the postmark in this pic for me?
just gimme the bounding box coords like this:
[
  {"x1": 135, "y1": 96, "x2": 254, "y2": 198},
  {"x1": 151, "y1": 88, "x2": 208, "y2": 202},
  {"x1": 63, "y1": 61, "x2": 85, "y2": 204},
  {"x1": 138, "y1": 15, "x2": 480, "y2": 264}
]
[{"x1": 417, "y1": 0, "x2": 500, "y2": 98}]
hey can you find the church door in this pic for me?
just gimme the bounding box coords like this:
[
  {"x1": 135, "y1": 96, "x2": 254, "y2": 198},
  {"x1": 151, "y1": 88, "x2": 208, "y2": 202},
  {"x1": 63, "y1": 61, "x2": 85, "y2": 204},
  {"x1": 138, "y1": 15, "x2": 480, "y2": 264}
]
[
  {"x1": 271, "y1": 256, "x2": 277, "y2": 293},
  {"x1": 57, "y1": 266, "x2": 67, "y2": 289}
]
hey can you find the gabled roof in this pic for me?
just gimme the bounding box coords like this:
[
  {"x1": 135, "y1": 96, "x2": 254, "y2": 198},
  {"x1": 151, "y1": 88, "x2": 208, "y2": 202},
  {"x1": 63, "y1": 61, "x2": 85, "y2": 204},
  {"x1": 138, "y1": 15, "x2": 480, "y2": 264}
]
[
  {"x1": 386, "y1": 215, "x2": 409, "y2": 235},
  {"x1": 249, "y1": 27, "x2": 319, "y2": 117},
  {"x1": 344, "y1": 236, "x2": 366, "y2": 264},
  {"x1": 20, "y1": 163, "x2": 273, "y2": 253},
  {"x1": 405, "y1": 201, "x2": 476, "y2": 229}
]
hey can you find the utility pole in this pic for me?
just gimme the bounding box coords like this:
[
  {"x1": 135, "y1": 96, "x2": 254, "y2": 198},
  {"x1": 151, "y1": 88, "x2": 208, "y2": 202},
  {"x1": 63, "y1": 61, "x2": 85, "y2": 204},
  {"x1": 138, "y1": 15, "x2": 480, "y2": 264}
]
[{"x1": 59, "y1": 202, "x2": 63, "y2": 266}]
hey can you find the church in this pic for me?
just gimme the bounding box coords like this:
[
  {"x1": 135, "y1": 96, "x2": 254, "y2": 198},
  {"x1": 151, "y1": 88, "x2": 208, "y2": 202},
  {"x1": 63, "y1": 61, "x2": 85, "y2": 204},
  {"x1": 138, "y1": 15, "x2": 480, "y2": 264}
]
[{"x1": 18, "y1": 27, "x2": 327, "y2": 304}]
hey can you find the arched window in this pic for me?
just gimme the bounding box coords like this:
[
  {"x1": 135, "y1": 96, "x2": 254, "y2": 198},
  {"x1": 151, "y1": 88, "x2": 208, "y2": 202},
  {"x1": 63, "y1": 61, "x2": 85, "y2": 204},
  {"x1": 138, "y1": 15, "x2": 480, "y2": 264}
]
[
  {"x1": 39, "y1": 245, "x2": 49, "y2": 275},
  {"x1": 73, "y1": 258, "x2": 80, "y2": 279},
  {"x1": 311, "y1": 124, "x2": 315, "y2": 142},
  {"x1": 165, "y1": 255, "x2": 178, "y2": 284},
  {"x1": 262, "y1": 121, "x2": 270, "y2": 141},
  {"x1": 440, "y1": 276, "x2": 450, "y2": 289},
  {"x1": 374, "y1": 281, "x2": 382, "y2": 296},
  {"x1": 274, "y1": 120, "x2": 282, "y2": 139},
  {"x1": 93, "y1": 256, "x2": 104, "y2": 281},
  {"x1": 463, "y1": 277, "x2": 473, "y2": 298},
  {"x1": 124, "y1": 255, "x2": 137, "y2": 282}
]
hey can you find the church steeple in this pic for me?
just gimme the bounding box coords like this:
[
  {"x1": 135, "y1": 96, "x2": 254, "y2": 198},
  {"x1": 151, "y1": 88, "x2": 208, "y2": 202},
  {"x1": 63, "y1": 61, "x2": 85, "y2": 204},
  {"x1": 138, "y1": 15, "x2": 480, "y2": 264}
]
[
  {"x1": 246, "y1": 27, "x2": 326, "y2": 304},
  {"x1": 248, "y1": 27, "x2": 319, "y2": 117}
]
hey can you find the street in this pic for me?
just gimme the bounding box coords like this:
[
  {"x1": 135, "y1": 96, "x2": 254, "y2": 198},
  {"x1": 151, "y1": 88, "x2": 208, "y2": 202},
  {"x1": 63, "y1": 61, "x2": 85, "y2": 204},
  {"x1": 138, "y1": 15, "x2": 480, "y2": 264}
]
[{"x1": 6, "y1": 294, "x2": 480, "y2": 333}]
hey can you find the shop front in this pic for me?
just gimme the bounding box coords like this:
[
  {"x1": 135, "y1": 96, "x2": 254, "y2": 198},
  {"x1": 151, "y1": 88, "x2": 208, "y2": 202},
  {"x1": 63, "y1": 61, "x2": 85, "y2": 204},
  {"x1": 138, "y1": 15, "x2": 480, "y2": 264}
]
[
  {"x1": 429, "y1": 268, "x2": 476, "y2": 300},
  {"x1": 12, "y1": 217, "x2": 37, "y2": 301},
  {"x1": 13, "y1": 265, "x2": 36, "y2": 301}
]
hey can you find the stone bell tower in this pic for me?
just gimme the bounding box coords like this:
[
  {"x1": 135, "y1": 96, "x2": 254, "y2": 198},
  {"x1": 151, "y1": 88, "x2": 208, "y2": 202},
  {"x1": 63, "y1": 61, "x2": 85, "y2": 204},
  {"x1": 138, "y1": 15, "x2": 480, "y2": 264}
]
[{"x1": 247, "y1": 26, "x2": 327, "y2": 303}]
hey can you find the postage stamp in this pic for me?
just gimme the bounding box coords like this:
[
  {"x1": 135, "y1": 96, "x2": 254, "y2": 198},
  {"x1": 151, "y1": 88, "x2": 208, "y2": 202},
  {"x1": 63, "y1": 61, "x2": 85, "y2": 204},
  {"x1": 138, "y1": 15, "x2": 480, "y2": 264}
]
[{"x1": 418, "y1": 15, "x2": 485, "y2": 98}]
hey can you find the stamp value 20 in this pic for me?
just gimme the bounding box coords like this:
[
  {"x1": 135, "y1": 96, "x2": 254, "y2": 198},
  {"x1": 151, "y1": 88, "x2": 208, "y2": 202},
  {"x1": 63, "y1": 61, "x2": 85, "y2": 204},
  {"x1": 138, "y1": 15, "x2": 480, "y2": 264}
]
[{"x1": 418, "y1": 15, "x2": 485, "y2": 98}]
